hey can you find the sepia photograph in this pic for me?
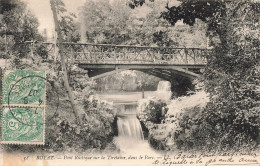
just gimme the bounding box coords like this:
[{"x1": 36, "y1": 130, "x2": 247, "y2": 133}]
[{"x1": 0, "y1": 0, "x2": 259, "y2": 165}]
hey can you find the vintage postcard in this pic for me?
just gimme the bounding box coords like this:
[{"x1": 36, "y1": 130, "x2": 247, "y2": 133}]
[{"x1": 0, "y1": 0, "x2": 259, "y2": 166}]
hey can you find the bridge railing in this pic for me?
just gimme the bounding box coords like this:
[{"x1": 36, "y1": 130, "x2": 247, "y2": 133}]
[{"x1": 26, "y1": 41, "x2": 211, "y2": 65}]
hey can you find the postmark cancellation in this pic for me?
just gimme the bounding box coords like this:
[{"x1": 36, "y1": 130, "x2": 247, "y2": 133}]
[{"x1": 1, "y1": 70, "x2": 46, "y2": 145}]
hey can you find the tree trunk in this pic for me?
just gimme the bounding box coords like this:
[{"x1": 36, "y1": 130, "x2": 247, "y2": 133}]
[{"x1": 50, "y1": 0, "x2": 81, "y2": 124}]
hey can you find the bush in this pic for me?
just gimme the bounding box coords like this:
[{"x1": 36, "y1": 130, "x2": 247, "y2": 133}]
[
  {"x1": 140, "y1": 91, "x2": 210, "y2": 151},
  {"x1": 137, "y1": 97, "x2": 169, "y2": 149},
  {"x1": 201, "y1": 2, "x2": 260, "y2": 151},
  {"x1": 138, "y1": 97, "x2": 168, "y2": 124},
  {"x1": 172, "y1": 106, "x2": 206, "y2": 151},
  {"x1": 43, "y1": 94, "x2": 116, "y2": 153},
  {"x1": 42, "y1": 65, "x2": 117, "y2": 153}
]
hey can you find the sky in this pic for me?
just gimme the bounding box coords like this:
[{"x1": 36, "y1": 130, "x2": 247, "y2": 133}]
[{"x1": 23, "y1": 0, "x2": 86, "y2": 36}]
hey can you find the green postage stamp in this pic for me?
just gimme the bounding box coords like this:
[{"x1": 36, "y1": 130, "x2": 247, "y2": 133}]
[{"x1": 1, "y1": 70, "x2": 46, "y2": 145}]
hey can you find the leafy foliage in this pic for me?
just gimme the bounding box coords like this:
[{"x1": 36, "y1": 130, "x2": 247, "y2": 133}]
[
  {"x1": 50, "y1": 0, "x2": 80, "y2": 43},
  {"x1": 201, "y1": 1, "x2": 260, "y2": 150},
  {"x1": 138, "y1": 97, "x2": 168, "y2": 124},
  {"x1": 79, "y1": 0, "x2": 132, "y2": 44},
  {"x1": 2, "y1": 0, "x2": 117, "y2": 153},
  {"x1": 0, "y1": 0, "x2": 43, "y2": 58},
  {"x1": 79, "y1": 0, "x2": 207, "y2": 48},
  {"x1": 131, "y1": 0, "x2": 260, "y2": 151},
  {"x1": 137, "y1": 97, "x2": 169, "y2": 150},
  {"x1": 130, "y1": 0, "x2": 224, "y2": 47},
  {"x1": 146, "y1": 91, "x2": 209, "y2": 151},
  {"x1": 0, "y1": 0, "x2": 17, "y2": 14},
  {"x1": 43, "y1": 95, "x2": 116, "y2": 152},
  {"x1": 161, "y1": 0, "x2": 260, "y2": 150},
  {"x1": 94, "y1": 70, "x2": 161, "y2": 92},
  {"x1": 173, "y1": 106, "x2": 208, "y2": 151},
  {"x1": 128, "y1": 0, "x2": 154, "y2": 9},
  {"x1": 3, "y1": 0, "x2": 259, "y2": 153}
]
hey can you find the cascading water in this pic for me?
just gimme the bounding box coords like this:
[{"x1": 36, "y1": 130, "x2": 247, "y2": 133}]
[
  {"x1": 117, "y1": 114, "x2": 144, "y2": 140},
  {"x1": 114, "y1": 103, "x2": 148, "y2": 153},
  {"x1": 114, "y1": 103, "x2": 156, "y2": 155},
  {"x1": 116, "y1": 104, "x2": 144, "y2": 140},
  {"x1": 157, "y1": 81, "x2": 171, "y2": 91},
  {"x1": 156, "y1": 81, "x2": 172, "y2": 101}
]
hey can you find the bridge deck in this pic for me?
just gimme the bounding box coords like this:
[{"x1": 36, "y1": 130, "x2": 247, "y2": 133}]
[
  {"x1": 78, "y1": 63, "x2": 205, "y2": 69},
  {"x1": 24, "y1": 42, "x2": 209, "y2": 80},
  {"x1": 25, "y1": 41, "x2": 210, "y2": 65}
]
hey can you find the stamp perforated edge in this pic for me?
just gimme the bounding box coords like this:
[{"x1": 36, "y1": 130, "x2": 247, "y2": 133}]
[
  {"x1": 0, "y1": 69, "x2": 46, "y2": 145},
  {"x1": 0, "y1": 105, "x2": 46, "y2": 145},
  {"x1": 1, "y1": 104, "x2": 46, "y2": 108},
  {"x1": 0, "y1": 141, "x2": 45, "y2": 145},
  {"x1": 1, "y1": 70, "x2": 46, "y2": 107}
]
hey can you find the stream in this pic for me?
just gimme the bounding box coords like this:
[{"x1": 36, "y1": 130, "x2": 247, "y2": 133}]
[{"x1": 97, "y1": 81, "x2": 172, "y2": 154}]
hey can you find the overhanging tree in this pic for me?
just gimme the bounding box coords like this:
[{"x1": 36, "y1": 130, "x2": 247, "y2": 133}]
[
  {"x1": 166, "y1": 0, "x2": 260, "y2": 150},
  {"x1": 0, "y1": 0, "x2": 43, "y2": 58},
  {"x1": 50, "y1": 0, "x2": 81, "y2": 124},
  {"x1": 130, "y1": 0, "x2": 260, "y2": 150}
]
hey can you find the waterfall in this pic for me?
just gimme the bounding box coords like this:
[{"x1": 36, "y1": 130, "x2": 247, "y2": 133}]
[
  {"x1": 156, "y1": 81, "x2": 172, "y2": 101},
  {"x1": 114, "y1": 105, "x2": 157, "y2": 155},
  {"x1": 117, "y1": 114, "x2": 144, "y2": 140},
  {"x1": 116, "y1": 104, "x2": 144, "y2": 140},
  {"x1": 157, "y1": 81, "x2": 171, "y2": 91}
]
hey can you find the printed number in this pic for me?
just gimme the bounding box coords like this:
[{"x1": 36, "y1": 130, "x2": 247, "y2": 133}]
[
  {"x1": 24, "y1": 97, "x2": 28, "y2": 104},
  {"x1": 35, "y1": 99, "x2": 43, "y2": 114},
  {"x1": 29, "y1": 89, "x2": 37, "y2": 96}
]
